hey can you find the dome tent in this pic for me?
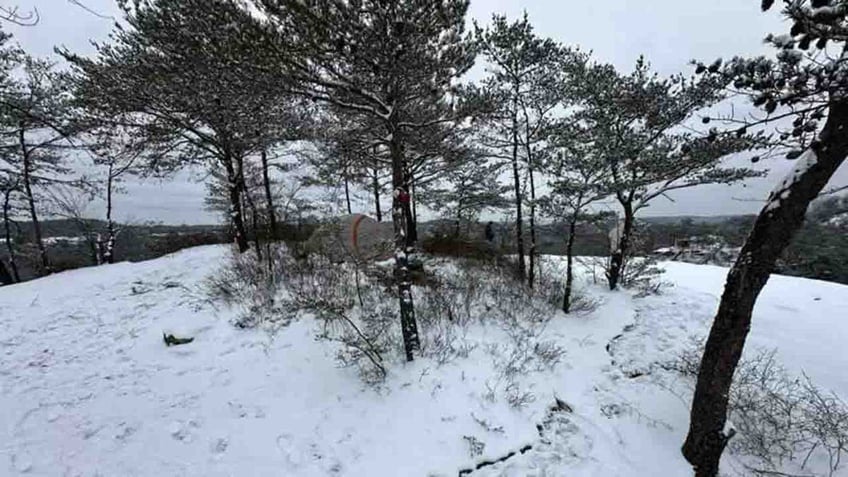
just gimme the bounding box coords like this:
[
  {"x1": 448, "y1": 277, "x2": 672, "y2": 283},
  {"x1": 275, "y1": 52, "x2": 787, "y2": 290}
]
[{"x1": 306, "y1": 214, "x2": 394, "y2": 263}]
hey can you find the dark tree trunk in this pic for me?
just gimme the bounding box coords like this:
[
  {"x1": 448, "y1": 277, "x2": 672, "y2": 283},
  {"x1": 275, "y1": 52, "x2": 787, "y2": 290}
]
[
  {"x1": 522, "y1": 116, "x2": 538, "y2": 289},
  {"x1": 343, "y1": 172, "x2": 352, "y2": 215},
  {"x1": 372, "y1": 160, "x2": 382, "y2": 222},
  {"x1": 402, "y1": 167, "x2": 417, "y2": 247},
  {"x1": 2, "y1": 189, "x2": 20, "y2": 283},
  {"x1": 607, "y1": 200, "x2": 634, "y2": 290},
  {"x1": 242, "y1": 181, "x2": 263, "y2": 261},
  {"x1": 103, "y1": 166, "x2": 116, "y2": 264},
  {"x1": 224, "y1": 153, "x2": 250, "y2": 253},
  {"x1": 563, "y1": 216, "x2": 578, "y2": 314},
  {"x1": 402, "y1": 199, "x2": 417, "y2": 247},
  {"x1": 527, "y1": 166, "x2": 538, "y2": 288},
  {"x1": 511, "y1": 103, "x2": 526, "y2": 280},
  {"x1": 260, "y1": 148, "x2": 278, "y2": 239},
  {"x1": 454, "y1": 196, "x2": 463, "y2": 237},
  {"x1": 682, "y1": 101, "x2": 848, "y2": 477},
  {"x1": 389, "y1": 125, "x2": 420, "y2": 362},
  {"x1": 19, "y1": 127, "x2": 49, "y2": 274}
]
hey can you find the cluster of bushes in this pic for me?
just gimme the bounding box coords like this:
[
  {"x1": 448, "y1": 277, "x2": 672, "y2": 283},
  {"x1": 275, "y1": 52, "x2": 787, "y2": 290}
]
[{"x1": 207, "y1": 242, "x2": 600, "y2": 399}]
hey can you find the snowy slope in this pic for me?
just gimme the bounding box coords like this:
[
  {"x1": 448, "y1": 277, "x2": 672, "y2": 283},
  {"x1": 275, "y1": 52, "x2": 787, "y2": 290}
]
[{"x1": 1, "y1": 246, "x2": 847, "y2": 477}]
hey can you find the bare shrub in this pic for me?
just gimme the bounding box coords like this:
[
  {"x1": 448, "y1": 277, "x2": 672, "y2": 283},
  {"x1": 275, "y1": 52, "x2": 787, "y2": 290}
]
[
  {"x1": 419, "y1": 318, "x2": 477, "y2": 367},
  {"x1": 666, "y1": 345, "x2": 848, "y2": 475},
  {"x1": 208, "y1": 242, "x2": 396, "y2": 383},
  {"x1": 504, "y1": 381, "x2": 537, "y2": 409},
  {"x1": 535, "y1": 259, "x2": 601, "y2": 316},
  {"x1": 490, "y1": 322, "x2": 566, "y2": 376},
  {"x1": 618, "y1": 254, "x2": 666, "y2": 297},
  {"x1": 483, "y1": 319, "x2": 566, "y2": 409},
  {"x1": 283, "y1": 255, "x2": 397, "y2": 384},
  {"x1": 211, "y1": 241, "x2": 578, "y2": 387},
  {"x1": 577, "y1": 256, "x2": 608, "y2": 285},
  {"x1": 415, "y1": 263, "x2": 485, "y2": 328},
  {"x1": 206, "y1": 243, "x2": 294, "y2": 329},
  {"x1": 412, "y1": 256, "x2": 570, "y2": 404}
]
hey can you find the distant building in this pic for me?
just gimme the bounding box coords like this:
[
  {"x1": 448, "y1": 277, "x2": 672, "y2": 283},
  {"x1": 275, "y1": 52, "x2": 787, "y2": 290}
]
[{"x1": 653, "y1": 235, "x2": 740, "y2": 266}]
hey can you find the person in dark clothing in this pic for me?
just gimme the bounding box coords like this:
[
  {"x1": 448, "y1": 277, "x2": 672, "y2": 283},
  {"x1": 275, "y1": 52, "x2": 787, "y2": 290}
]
[
  {"x1": 484, "y1": 222, "x2": 495, "y2": 243},
  {"x1": 0, "y1": 260, "x2": 13, "y2": 286}
]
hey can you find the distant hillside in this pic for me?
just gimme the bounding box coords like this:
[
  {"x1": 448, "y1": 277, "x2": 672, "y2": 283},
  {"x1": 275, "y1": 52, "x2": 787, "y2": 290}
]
[
  {"x1": 3, "y1": 210, "x2": 846, "y2": 286},
  {"x1": 1, "y1": 220, "x2": 229, "y2": 282},
  {"x1": 640, "y1": 215, "x2": 758, "y2": 225}
]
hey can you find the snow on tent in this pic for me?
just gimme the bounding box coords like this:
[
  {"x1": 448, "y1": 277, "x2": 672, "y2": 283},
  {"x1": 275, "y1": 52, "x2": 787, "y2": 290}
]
[{"x1": 305, "y1": 214, "x2": 394, "y2": 262}]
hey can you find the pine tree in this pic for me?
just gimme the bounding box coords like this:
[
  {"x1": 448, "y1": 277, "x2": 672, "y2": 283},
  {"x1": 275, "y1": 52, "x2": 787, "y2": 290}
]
[
  {"x1": 81, "y1": 124, "x2": 150, "y2": 264},
  {"x1": 61, "y1": 0, "x2": 300, "y2": 254},
  {"x1": 542, "y1": 125, "x2": 611, "y2": 313},
  {"x1": 0, "y1": 55, "x2": 79, "y2": 275},
  {"x1": 422, "y1": 145, "x2": 508, "y2": 237},
  {"x1": 0, "y1": 28, "x2": 22, "y2": 282},
  {"x1": 259, "y1": 0, "x2": 476, "y2": 361},
  {"x1": 306, "y1": 109, "x2": 384, "y2": 216},
  {"x1": 0, "y1": 174, "x2": 22, "y2": 283},
  {"x1": 573, "y1": 57, "x2": 762, "y2": 290},
  {"x1": 474, "y1": 13, "x2": 577, "y2": 286},
  {"x1": 683, "y1": 2, "x2": 848, "y2": 475}
]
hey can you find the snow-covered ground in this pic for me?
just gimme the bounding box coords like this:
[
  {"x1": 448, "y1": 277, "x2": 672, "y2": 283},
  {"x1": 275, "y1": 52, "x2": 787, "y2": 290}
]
[{"x1": 1, "y1": 246, "x2": 847, "y2": 476}]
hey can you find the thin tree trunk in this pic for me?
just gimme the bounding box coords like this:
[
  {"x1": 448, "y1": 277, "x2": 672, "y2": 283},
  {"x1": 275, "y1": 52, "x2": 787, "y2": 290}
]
[
  {"x1": 563, "y1": 215, "x2": 578, "y2": 314},
  {"x1": 411, "y1": 173, "x2": 418, "y2": 225},
  {"x1": 104, "y1": 166, "x2": 116, "y2": 264},
  {"x1": 402, "y1": 166, "x2": 417, "y2": 247},
  {"x1": 2, "y1": 189, "x2": 20, "y2": 283},
  {"x1": 260, "y1": 148, "x2": 278, "y2": 239},
  {"x1": 389, "y1": 123, "x2": 419, "y2": 362},
  {"x1": 224, "y1": 154, "x2": 250, "y2": 253},
  {"x1": 527, "y1": 165, "x2": 538, "y2": 288},
  {"x1": 607, "y1": 200, "x2": 634, "y2": 290},
  {"x1": 522, "y1": 109, "x2": 538, "y2": 288},
  {"x1": 372, "y1": 160, "x2": 382, "y2": 222},
  {"x1": 19, "y1": 126, "x2": 49, "y2": 274},
  {"x1": 454, "y1": 196, "x2": 463, "y2": 237},
  {"x1": 243, "y1": 181, "x2": 263, "y2": 261},
  {"x1": 511, "y1": 98, "x2": 526, "y2": 281},
  {"x1": 343, "y1": 172, "x2": 352, "y2": 215},
  {"x1": 682, "y1": 101, "x2": 848, "y2": 477}
]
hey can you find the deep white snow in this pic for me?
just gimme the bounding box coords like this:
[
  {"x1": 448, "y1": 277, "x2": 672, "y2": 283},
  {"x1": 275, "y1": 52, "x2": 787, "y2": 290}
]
[{"x1": 1, "y1": 246, "x2": 846, "y2": 476}]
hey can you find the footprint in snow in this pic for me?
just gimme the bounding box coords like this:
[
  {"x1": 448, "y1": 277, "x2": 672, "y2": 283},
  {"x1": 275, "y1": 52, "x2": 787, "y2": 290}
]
[
  {"x1": 210, "y1": 437, "x2": 229, "y2": 458},
  {"x1": 227, "y1": 401, "x2": 250, "y2": 418},
  {"x1": 275, "y1": 434, "x2": 342, "y2": 472},
  {"x1": 169, "y1": 419, "x2": 201, "y2": 443},
  {"x1": 115, "y1": 422, "x2": 138, "y2": 442}
]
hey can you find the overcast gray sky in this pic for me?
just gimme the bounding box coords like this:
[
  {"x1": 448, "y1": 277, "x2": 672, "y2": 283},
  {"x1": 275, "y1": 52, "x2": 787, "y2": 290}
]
[{"x1": 5, "y1": 0, "x2": 847, "y2": 224}]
